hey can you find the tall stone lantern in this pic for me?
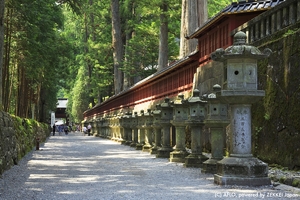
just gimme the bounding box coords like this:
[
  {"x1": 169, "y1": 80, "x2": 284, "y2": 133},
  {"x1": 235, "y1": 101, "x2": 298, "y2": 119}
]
[
  {"x1": 170, "y1": 94, "x2": 189, "y2": 163},
  {"x1": 122, "y1": 111, "x2": 132, "y2": 146},
  {"x1": 184, "y1": 89, "x2": 208, "y2": 167},
  {"x1": 202, "y1": 84, "x2": 229, "y2": 173},
  {"x1": 136, "y1": 110, "x2": 146, "y2": 150},
  {"x1": 142, "y1": 109, "x2": 153, "y2": 152},
  {"x1": 156, "y1": 97, "x2": 173, "y2": 158},
  {"x1": 130, "y1": 112, "x2": 139, "y2": 148},
  {"x1": 211, "y1": 31, "x2": 272, "y2": 186},
  {"x1": 150, "y1": 105, "x2": 162, "y2": 155}
]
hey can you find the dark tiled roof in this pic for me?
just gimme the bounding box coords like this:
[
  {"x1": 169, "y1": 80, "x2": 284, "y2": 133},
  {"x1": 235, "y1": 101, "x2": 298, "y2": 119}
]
[
  {"x1": 188, "y1": 0, "x2": 286, "y2": 39},
  {"x1": 224, "y1": 0, "x2": 284, "y2": 13}
]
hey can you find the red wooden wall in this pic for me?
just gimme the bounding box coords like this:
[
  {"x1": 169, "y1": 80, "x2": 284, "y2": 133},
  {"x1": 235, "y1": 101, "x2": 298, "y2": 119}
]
[{"x1": 84, "y1": 11, "x2": 265, "y2": 119}]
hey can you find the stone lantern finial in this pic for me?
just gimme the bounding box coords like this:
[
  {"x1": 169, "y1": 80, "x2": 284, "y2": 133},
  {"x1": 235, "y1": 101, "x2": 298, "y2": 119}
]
[{"x1": 233, "y1": 31, "x2": 246, "y2": 45}]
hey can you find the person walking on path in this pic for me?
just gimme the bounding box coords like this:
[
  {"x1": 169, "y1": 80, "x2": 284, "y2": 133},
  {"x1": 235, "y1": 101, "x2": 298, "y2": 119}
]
[
  {"x1": 64, "y1": 125, "x2": 69, "y2": 135},
  {"x1": 52, "y1": 124, "x2": 56, "y2": 136},
  {"x1": 87, "y1": 123, "x2": 92, "y2": 136}
]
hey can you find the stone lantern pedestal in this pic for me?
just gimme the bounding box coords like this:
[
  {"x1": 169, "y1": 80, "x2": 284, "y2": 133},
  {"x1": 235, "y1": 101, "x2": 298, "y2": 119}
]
[
  {"x1": 142, "y1": 109, "x2": 153, "y2": 152},
  {"x1": 98, "y1": 117, "x2": 104, "y2": 138},
  {"x1": 211, "y1": 31, "x2": 272, "y2": 186},
  {"x1": 122, "y1": 111, "x2": 132, "y2": 146},
  {"x1": 170, "y1": 94, "x2": 189, "y2": 163},
  {"x1": 150, "y1": 105, "x2": 162, "y2": 155},
  {"x1": 136, "y1": 110, "x2": 145, "y2": 150},
  {"x1": 102, "y1": 116, "x2": 110, "y2": 139},
  {"x1": 156, "y1": 98, "x2": 173, "y2": 158},
  {"x1": 105, "y1": 115, "x2": 111, "y2": 139},
  {"x1": 184, "y1": 89, "x2": 208, "y2": 168},
  {"x1": 130, "y1": 112, "x2": 138, "y2": 148},
  {"x1": 119, "y1": 113, "x2": 126, "y2": 145},
  {"x1": 109, "y1": 116, "x2": 116, "y2": 141},
  {"x1": 116, "y1": 115, "x2": 124, "y2": 143}
]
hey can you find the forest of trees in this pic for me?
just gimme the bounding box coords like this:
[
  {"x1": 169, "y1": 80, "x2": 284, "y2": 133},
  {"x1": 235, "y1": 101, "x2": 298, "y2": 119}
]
[{"x1": 0, "y1": 0, "x2": 233, "y2": 123}]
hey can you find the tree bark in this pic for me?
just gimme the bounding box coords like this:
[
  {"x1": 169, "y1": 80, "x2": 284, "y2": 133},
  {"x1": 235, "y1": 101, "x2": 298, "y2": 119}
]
[
  {"x1": 157, "y1": 0, "x2": 168, "y2": 71},
  {"x1": 111, "y1": 0, "x2": 123, "y2": 94},
  {"x1": 179, "y1": 0, "x2": 208, "y2": 58},
  {"x1": 123, "y1": 0, "x2": 135, "y2": 90},
  {"x1": 0, "y1": 0, "x2": 5, "y2": 108}
]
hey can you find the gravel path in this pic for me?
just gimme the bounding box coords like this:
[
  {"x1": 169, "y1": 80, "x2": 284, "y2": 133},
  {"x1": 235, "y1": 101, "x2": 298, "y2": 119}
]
[{"x1": 0, "y1": 132, "x2": 299, "y2": 200}]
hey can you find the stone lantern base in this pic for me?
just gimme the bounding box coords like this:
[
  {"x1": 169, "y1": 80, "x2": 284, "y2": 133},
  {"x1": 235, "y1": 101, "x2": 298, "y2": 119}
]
[
  {"x1": 214, "y1": 156, "x2": 271, "y2": 186},
  {"x1": 135, "y1": 143, "x2": 144, "y2": 150},
  {"x1": 150, "y1": 146, "x2": 159, "y2": 154},
  {"x1": 142, "y1": 144, "x2": 152, "y2": 152},
  {"x1": 169, "y1": 150, "x2": 189, "y2": 163},
  {"x1": 130, "y1": 142, "x2": 137, "y2": 148},
  {"x1": 184, "y1": 154, "x2": 208, "y2": 168},
  {"x1": 156, "y1": 147, "x2": 173, "y2": 158},
  {"x1": 202, "y1": 158, "x2": 221, "y2": 174}
]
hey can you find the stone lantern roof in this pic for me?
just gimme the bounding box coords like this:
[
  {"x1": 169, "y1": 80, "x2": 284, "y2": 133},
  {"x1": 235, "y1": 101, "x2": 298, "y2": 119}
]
[{"x1": 211, "y1": 31, "x2": 272, "y2": 61}]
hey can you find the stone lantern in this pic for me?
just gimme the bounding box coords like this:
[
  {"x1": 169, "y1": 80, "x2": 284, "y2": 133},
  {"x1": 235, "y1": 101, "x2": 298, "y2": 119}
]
[
  {"x1": 98, "y1": 117, "x2": 104, "y2": 138},
  {"x1": 118, "y1": 113, "x2": 125, "y2": 144},
  {"x1": 101, "y1": 114, "x2": 109, "y2": 139},
  {"x1": 104, "y1": 114, "x2": 111, "y2": 139},
  {"x1": 109, "y1": 115, "x2": 116, "y2": 141},
  {"x1": 150, "y1": 105, "x2": 162, "y2": 155},
  {"x1": 130, "y1": 112, "x2": 139, "y2": 147},
  {"x1": 156, "y1": 97, "x2": 174, "y2": 158},
  {"x1": 211, "y1": 31, "x2": 272, "y2": 186},
  {"x1": 142, "y1": 109, "x2": 153, "y2": 152},
  {"x1": 170, "y1": 94, "x2": 189, "y2": 163},
  {"x1": 184, "y1": 89, "x2": 208, "y2": 168},
  {"x1": 136, "y1": 110, "x2": 146, "y2": 150},
  {"x1": 116, "y1": 114, "x2": 123, "y2": 143},
  {"x1": 202, "y1": 84, "x2": 229, "y2": 173},
  {"x1": 122, "y1": 111, "x2": 132, "y2": 145}
]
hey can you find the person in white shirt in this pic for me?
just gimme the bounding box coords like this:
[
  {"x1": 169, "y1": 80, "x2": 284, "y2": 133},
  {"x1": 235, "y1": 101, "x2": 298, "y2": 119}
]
[{"x1": 87, "y1": 124, "x2": 92, "y2": 136}]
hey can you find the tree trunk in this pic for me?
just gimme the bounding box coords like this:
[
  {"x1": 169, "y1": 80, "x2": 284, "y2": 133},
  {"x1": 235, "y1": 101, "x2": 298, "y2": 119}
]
[
  {"x1": 157, "y1": 0, "x2": 168, "y2": 71},
  {"x1": 0, "y1": 0, "x2": 4, "y2": 108},
  {"x1": 179, "y1": 0, "x2": 207, "y2": 58},
  {"x1": 111, "y1": 0, "x2": 123, "y2": 94},
  {"x1": 89, "y1": 0, "x2": 96, "y2": 107},
  {"x1": 3, "y1": 7, "x2": 13, "y2": 112},
  {"x1": 123, "y1": 0, "x2": 135, "y2": 90}
]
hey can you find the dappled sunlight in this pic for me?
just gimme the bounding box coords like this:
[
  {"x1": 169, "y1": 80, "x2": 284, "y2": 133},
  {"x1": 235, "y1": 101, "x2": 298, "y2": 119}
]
[
  {"x1": 116, "y1": 190, "x2": 135, "y2": 194},
  {"x1": 5, "y1": 134, "x2": 285, "y2": 200},
  {"x1": 58, "y1": 190, "x2": 80, "y2": 195}
]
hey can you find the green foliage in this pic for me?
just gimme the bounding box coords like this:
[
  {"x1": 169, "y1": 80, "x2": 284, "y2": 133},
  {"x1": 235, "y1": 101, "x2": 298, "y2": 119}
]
[
  {"x1": 70, "y1": 66, "x2": 90, "y2": 122},
  {"x1": 3, "y1": 0, "x2": 234, "y2": 121},
  {"x1": 283, "y1": 28, "x2": 299, "y2": 37},
  {"x1": 208, "y1": 0, "x2": 234, "y2": 18},
  {"x1": 3, "y1": 0, "x2": 79, "y2": 119}
]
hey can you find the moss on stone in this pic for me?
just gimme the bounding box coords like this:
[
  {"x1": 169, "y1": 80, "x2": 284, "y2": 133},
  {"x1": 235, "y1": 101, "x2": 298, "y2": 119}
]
[
  {"x1": 292, "y1": 178, "x2": 300, "y2": 187},
  {"x1": 251, "y1": 27, "x2": 300, "y2": 170}
]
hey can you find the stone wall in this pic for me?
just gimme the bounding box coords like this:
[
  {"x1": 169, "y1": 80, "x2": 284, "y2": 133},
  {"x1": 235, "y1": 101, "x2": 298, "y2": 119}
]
[
  {"x1": 0, "y1": 111, "x2": 50, "y2": 175},
  {"x1": 251, "y1": 23, "x2": 300, "y2": 170}
]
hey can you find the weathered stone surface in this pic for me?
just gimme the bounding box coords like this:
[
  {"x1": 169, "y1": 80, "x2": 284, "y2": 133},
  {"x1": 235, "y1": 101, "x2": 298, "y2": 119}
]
[
  {"x1": 252, "y1": 24, "x2": 300, "y2": 170},
  {"x1": 0, "y1": 111, "x2": 50, "y2": 175},
  {"x1": 214, "y1": 157, "x2": 271, "y2": 186}
]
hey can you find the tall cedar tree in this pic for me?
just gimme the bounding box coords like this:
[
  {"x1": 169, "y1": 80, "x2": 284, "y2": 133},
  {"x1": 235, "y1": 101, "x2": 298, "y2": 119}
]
[
  {"x1": 111, "y1": 0, "x2": 124, "y2": 94},
  {"x1": 0, "y1": 0, "x2": 4, "y2": 107}
]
